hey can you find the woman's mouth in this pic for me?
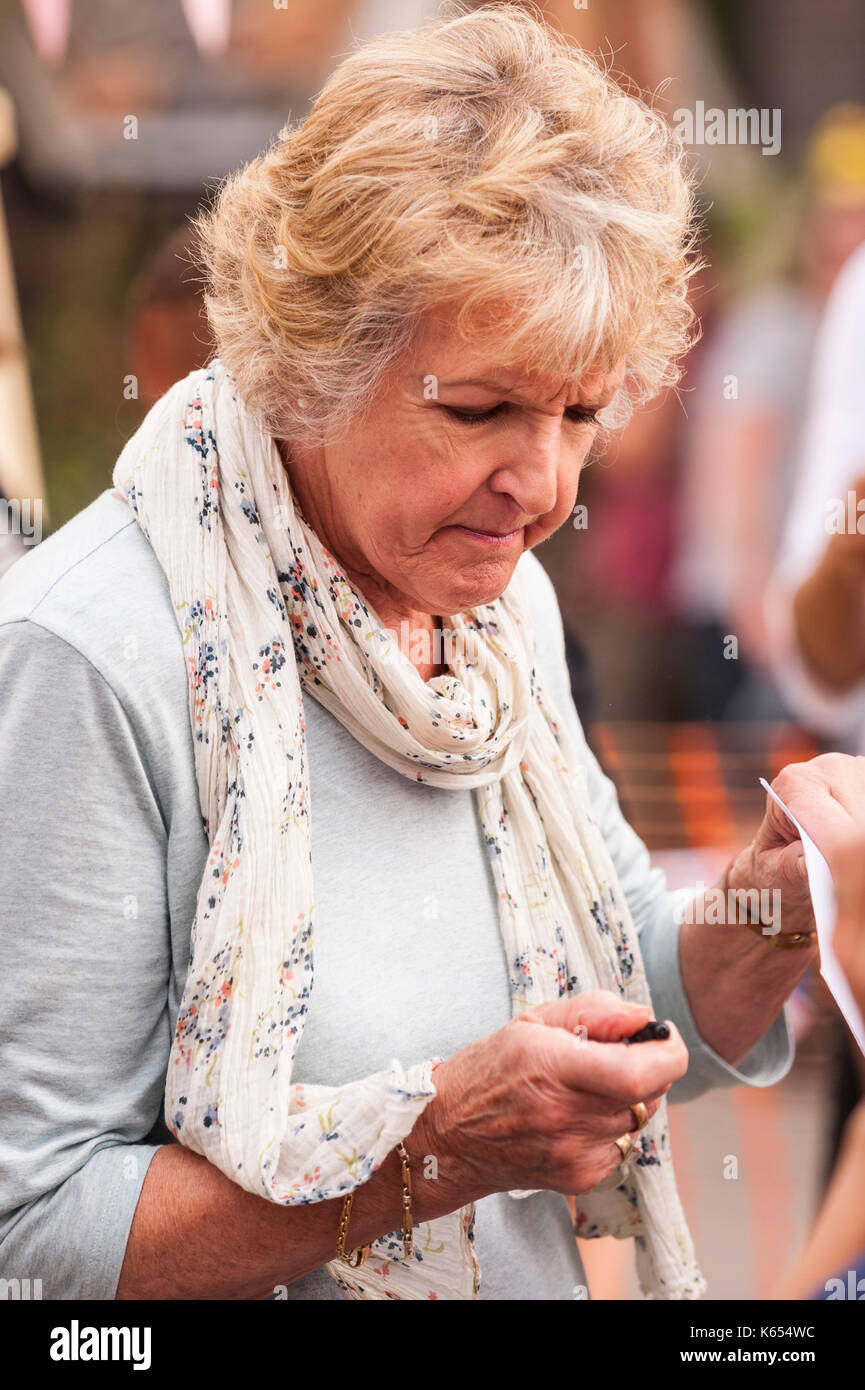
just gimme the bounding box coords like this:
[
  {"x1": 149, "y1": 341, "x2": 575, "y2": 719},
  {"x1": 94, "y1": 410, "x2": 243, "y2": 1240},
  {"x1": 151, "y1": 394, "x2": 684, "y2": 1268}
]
[{"x1": 451, "y1": 524, "x2": 522, "y2": 547}]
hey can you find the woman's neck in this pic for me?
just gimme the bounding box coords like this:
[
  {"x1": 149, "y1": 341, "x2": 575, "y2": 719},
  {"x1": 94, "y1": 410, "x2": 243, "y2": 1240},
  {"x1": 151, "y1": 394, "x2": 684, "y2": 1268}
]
[
  {"x1": 275, "y1": 439, "x2": 448, "y2": 682},
  {"x1": 374, "y1": 608, "x2": 450, "y2": 684}
]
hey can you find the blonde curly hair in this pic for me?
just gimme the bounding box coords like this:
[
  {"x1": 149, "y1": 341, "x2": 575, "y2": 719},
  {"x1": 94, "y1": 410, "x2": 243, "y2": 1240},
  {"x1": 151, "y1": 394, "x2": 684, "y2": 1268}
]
[{"x1": 189, "y1": 0, "x2": 702, "y2": 445}]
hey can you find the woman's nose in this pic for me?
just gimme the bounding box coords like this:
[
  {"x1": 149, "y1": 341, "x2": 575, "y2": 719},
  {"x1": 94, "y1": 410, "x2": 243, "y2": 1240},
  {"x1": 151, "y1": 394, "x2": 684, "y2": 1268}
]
[{"x1": 491, "y1": 429, "x2": 562, "y2": 518}]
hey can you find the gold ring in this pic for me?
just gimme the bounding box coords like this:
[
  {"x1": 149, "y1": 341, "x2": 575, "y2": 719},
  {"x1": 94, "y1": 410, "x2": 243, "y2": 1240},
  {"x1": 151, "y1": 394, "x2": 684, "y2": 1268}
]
[
  {"x1": 614, "y1": 1133, "x2": 634, "y2": 1162},
  {"x1": 630, "y1": 1101, "x2": 649, "y2": 1132}
]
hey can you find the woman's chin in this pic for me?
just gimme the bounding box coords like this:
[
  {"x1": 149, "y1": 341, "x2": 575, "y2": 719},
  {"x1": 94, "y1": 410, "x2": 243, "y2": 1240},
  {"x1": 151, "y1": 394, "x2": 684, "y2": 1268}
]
[{"x1": 427, "y1": 556, "x2": 521, "y2": 615}]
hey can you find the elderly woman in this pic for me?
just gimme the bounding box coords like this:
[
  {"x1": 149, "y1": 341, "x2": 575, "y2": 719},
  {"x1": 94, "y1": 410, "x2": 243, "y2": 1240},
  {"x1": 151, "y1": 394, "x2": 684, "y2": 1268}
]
[{"x1": 0, "y1": 3, "x2": 832, "y2": 1302}]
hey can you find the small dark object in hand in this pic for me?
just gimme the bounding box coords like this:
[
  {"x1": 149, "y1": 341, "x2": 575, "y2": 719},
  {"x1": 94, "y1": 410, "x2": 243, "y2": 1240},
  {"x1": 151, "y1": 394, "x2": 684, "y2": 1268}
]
[{"x1": 624, "y1": 1019, "x2": 670, "y2": 1045}]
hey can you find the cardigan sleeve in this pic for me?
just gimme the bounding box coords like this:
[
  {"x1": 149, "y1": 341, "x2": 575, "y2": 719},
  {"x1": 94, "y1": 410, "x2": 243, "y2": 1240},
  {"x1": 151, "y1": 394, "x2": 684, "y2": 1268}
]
[
  {"x1": 573, "y1": 726, "x2": 795, "y2": 1103},
  {"x1": 520, "y1": 550, "x2": 795, "y2": 1103},
  {"x1": 0, "y1": 620, "x2": 170, "y2": 1299}
]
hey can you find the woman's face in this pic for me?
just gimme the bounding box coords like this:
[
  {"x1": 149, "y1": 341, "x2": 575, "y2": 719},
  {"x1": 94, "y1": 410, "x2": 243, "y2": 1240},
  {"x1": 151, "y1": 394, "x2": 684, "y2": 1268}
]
[{"x1": 281, "y1": 303, "x2": 626, "y2": 620}]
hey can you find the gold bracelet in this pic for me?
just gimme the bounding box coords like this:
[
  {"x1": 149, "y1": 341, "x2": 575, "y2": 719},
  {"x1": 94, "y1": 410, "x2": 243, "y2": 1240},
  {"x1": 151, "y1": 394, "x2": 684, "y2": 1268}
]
[
  {"x1": 396, "y1": 1140, "x2": 413, "y2": 1259},
  {"x1": 335, "y1": 1141, "x2": 414, "y2": 1268},
  {"x1": 336, "y1": 1190, "x2": 371, "y2": 1268}
]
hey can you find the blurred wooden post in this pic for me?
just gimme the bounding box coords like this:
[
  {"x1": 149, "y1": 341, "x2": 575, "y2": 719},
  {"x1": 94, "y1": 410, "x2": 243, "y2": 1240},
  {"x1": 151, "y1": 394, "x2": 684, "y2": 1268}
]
[{"x1": 0, "y1": 86, "x2": 48, "y2": 525}]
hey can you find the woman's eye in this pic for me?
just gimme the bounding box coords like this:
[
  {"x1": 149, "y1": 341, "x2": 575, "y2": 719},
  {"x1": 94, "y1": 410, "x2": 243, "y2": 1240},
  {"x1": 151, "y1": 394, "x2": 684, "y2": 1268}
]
[
  {"x1": 443, "y1": 403, "x2": 599, "y2": 427},
  {"x1": 443, "y1": 405, "x2": 503, "y2": 425}
]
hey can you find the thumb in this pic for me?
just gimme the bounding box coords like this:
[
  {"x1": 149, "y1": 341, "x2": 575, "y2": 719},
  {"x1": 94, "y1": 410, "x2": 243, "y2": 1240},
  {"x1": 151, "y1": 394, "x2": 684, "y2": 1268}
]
[{"x1": 517, "y1": 991, "x2": 652, "y2": 1042}]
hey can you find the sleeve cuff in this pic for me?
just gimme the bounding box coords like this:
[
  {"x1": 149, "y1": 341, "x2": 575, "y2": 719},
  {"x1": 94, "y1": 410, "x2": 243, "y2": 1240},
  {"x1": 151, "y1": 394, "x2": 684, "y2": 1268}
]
[
  {"x1": 0, "y1": 1144, "x2": 161, "y2": 1300},
  {"x1": 640, "y1": 895, "x2": 796, "y2": 1104}
]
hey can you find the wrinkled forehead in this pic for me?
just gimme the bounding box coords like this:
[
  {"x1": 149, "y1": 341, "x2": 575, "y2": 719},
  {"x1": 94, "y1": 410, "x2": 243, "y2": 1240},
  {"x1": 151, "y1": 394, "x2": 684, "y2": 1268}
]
[{"x1": 407, "y1": 300, "x2": 626, "y2": 407}]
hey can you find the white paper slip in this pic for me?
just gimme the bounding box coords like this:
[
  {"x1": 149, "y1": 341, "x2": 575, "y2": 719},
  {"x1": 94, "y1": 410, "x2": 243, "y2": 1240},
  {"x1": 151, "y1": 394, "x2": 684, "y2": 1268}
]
[{"x1": 759, "y1": 777, "x2": 865, "y2": 1058}]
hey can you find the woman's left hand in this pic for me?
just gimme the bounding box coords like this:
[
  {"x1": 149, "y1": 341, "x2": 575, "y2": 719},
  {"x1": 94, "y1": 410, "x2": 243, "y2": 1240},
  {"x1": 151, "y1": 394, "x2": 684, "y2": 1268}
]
[{"x1": 726, "y1": 753, "x2": 865, "y2": 939}]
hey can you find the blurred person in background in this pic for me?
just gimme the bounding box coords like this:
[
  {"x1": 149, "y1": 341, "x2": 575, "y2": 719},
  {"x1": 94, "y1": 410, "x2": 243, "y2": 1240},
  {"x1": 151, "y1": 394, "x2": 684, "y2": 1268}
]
[
  {"x1": 763, "y1": 167, "x2": 865, "y2": 1215},
  {"x1": 671, "y1": 104, "x2": 865, "y2": 723},
  {"x1": 124, "y1": 224, "x2": 213, "y2": 405},
  {"x1": 767, "y1": 230, "x2": 865, "y2": 753},
  {"x1": 560, "y1": 256, "x2": 718, "y2": 723}
]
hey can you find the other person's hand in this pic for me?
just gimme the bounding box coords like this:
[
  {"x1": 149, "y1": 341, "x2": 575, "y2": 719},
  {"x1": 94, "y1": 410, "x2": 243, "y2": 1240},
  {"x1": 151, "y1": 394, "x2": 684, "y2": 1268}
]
[{"x1": 825, "y1": 827, "x2": 865, "y2": 1023}]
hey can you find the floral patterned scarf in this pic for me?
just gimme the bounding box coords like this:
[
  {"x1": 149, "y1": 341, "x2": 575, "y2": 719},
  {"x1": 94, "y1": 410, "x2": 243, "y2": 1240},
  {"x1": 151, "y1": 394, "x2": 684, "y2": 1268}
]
[{"x1": 112, "y1": 358, "x2": 705, "y2": 1300}]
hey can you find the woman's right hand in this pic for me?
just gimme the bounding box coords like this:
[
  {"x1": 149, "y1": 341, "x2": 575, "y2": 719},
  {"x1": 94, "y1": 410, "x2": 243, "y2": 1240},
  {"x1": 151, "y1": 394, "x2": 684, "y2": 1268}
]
[{"x1": 411, "y1": 990, "x2": 690, "y2": 1204}]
